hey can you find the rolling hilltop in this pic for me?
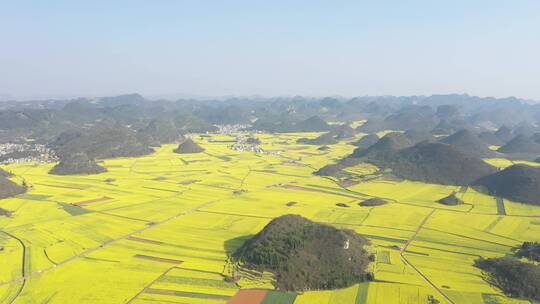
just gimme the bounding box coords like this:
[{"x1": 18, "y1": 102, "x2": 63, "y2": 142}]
[
  {"x1": 476, "y1": 164, "x2": 540, "y2": 205},
  {"x1": 365, "y1": 142, "x2": 497, "y2": 186},
  {"x1": 0, "y1": 168, "x2": 25, "y2": 199},
  {"x1": 174, "y1": 138, "x2": 205, "y2": 154},
  {"x1": 233, "y1": 215, "x2": 372, "y2": 291},
  {"x1": 49, "y1": 153, "x2": 107, "y2": 175}
]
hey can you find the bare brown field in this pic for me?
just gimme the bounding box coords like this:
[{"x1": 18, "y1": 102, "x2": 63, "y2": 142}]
[{"x1": 228, "y1": 289, "x2": 268, "y2": 304}]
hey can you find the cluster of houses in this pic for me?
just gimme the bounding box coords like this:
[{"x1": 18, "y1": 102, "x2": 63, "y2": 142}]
[
  {"x1": 215, "y1": 124, "x2": 251, "y2": 136},
  {"x1": 0, "y1": 143, "x2": 58, "y2": 164},
  {"x1": 211, "y1": 124, "x2": 266, "y2": 154},
  {"x1": 230, "y1": 143, "x2": 264, "y2": 153}
]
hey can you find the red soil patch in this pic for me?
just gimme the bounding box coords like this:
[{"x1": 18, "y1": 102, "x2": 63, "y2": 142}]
[
  {"x1": 133, "y1": 254, "x2": 183, "y2": 264},
  {"x1": 228, "y1": 289, "x2": 268, "y2": 304},
  {"x1": 75, "y1": 196, "x2": 113, "y2": 206},
  {"x1": 127, "y1": 236, "x2": 164, "y2": 245}
]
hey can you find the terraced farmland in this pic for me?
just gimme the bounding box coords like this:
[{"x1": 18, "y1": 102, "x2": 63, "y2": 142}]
[{"x1": 0, "y1": 132, "x2": 537, "y2": 303}]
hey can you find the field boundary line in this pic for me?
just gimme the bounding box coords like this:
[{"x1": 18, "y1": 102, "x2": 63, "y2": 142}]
[
  {"x1": 399, "y1": 209, "x2": 456, "y2": 304},
  {"x1": 238, "y1": 165, "x2": 252, "y2": 190},
  {"x1": 0, "y1": 199, "x2": 219, "y2": 288},
  {"x1": 0, "y1": 230, "x2": 27, "y2": 303},
  {"x1": 126, "y1": 266, "x2": 177, "y2": 304}
]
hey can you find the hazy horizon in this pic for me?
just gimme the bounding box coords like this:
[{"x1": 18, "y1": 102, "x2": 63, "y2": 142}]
[
  {"x1": 2, "y1": 1, "x2": 540, "y2": 100},
  {"x1": 2, "y1": 92, "x2": 540, "y2": 104}
]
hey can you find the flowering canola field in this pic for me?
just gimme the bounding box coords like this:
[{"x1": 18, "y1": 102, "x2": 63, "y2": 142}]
[{"x1": 0, "y1": 132, "x2": 536, "y2": 304}]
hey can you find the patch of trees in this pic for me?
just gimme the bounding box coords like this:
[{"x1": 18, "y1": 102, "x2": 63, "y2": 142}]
[
  {"x1": 516, "y1": 242, "x2": 540, "y2": 262},
  {"x1": 359, "y1": 198, "x2": 387, "y2": 207},
  {"x1": 0, "y1": 169, "x2": 26, "y2": 199},
  {"x1": 475, "y1": 257, "x2": 540, "y2": 301},
  {"x1": 438, "y1": 193, "x2": 463, "y2": 206},
  {"x1": 49, "y1": 153, "x2": 107, "y2": 175},
  {"x1": 314, "y1": 164, "x2": 344, "y2": 177},
  {"x1": 439, "y1": 129, "x2": 495, "y2": 158},
  {"x1": 233, "y1": 214, "x2": 372, "y2": 291},
  {"x1": 50, "y1": 125, "x2": 153, "y2": 160},
  {"x1": 499, "y1": 134, "x2": 540, "y2": 154},
  {"x1": 0, "y1": 208, "x2": 13, "y2": 217},
  {"x1": 475, "y1": 164, "x2": 540, "y2": 205},
  {"x1": 137, "y1": 119, "x2": 183, "y2": 146},
  {"x1": 363, "y1": 142, "x2": 497, "y2": 186},
  {"x1": 174, "y1": 138, "x2": 205, "y2": 154},
  {"x1": 352, "y1": 134, "x2": 379, "y2": 148},
  {"x1": 246, "y1": 137, "x2": 261, "y2": 145}
]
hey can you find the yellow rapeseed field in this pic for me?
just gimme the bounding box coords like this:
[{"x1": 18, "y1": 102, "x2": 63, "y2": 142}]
[{"x1": 0, "y1": 132, "x2": 536, "y2": 303}]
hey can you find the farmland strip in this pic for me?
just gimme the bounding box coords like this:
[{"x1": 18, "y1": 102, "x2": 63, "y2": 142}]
[
  {"x1": 496, "y1": 197, "x2": 506, "y2": 215},
  {"x1": 133, "y1": 254, "x2": 183, "y2": 264},
  {"x1": 144, "y1": 288, "x2": 231, "y2": 300}
]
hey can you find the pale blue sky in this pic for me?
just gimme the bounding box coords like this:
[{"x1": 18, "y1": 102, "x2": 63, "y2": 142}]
[{"x1": 1, "y1": 1, "x2": 539, "y2": 100}]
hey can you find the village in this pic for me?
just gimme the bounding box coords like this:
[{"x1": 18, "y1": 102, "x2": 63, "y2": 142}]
[{"x1": 0, "y1": 143, "x2": 57, "y2": 164}]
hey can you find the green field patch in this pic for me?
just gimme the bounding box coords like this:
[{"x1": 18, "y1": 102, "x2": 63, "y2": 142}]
[
  {"x1": 355, "y1": 283, "x2": 369, "y2": 304},
  {"x1": 408, "y1": 244, "x2": 479, "y2": 257},
  {"x1": 120, "y1": 242, "x2": 226, "y2": 262},
  {"x1": 253, "y1": 169, "x2": 277, "y2": 173},
  {"x1": 18, "y1": 194, "x2": 51, "y2": 201},
  {"x1": 403, "y1": 250, "x2": 429, "y2": 256},
  {"x1": 141, "y1": 186, "x2": 180, "y2": 193},
  {"x1": 175, "y1": 267, "x2": 225, "y2": 276},
  {"x1": 279, "y1": 184, "x2": 359, "y2": 199},
  {"x1": 251, "y1": 169, "x2": 307, "y2": 178},
  {"x1": 133, "y1": 254, "x2": 183, "y2": 264},
  {"x1": 216, "y1": 155, "x2": 232, "y2": 161},
  {"x1": 83, "y1": 256, "x2": 120, "y2": 263},
  {"x1": 35, "y1": 183, "x2": 90, "y2": 190},
  {"x1": 482, "y1": 293, "x2": 503, "y2": 304},
  {"x1": 496, "y1": 197, "x2": 506, "y2": 215},
  {"x1": 414, "y1": 236, "x2": 507, "y2": 255},
  {"x1": 57, "y1": 203, "x2": 92, "y2": 216},
  {"x1": 485, "y1": 216, "x2": 504, "y2": 232},
  {"x1": 261, "y1": 290, "x2": 297, "y2": 304},
  {"x1": 160, "y1": 275, "x2": 237, "y2": 289},
  {"x1": 184, "y1": 159, "x2": 211, "y2": 164},
  {"x1": 306, "y1": 184, "x2": 364, "y2": 196},
  {"x1": 144, "y1": 288, "x2": 231, "y2": 300},
  {"x1": 127, "y1": 236, "x2": 225, "y2": 254},
  {"x1": 179, "y1": 179, "x2": 201, "y2": 185},
  {"x1": 363, "y1": 234, "x2": 408, "y2": 244},
  {"x1": 75, "y1": 196, "x2": 113, "y2": 206}
]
